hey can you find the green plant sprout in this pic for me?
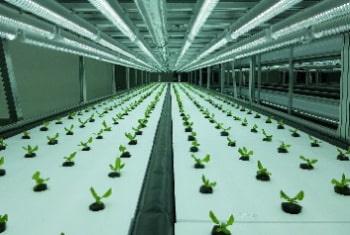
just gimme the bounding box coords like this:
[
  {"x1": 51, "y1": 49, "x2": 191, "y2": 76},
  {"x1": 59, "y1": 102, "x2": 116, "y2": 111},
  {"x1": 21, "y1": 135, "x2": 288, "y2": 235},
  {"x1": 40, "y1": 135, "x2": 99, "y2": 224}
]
[
  {"x1": 203, "y1": 109, "x2": 210, "y2": 118},
  {"x1": 280, "y1": 190, "x2": 304, "y2": 204},
  {"x1": 78, "y1": 118, "x2": 88, "y2": 128},
  {"x1": 132, "y1": 125, "x2": 143, "y2": 135},
  {"x1": 67, "y1": 112, "x2": 76, "y2": 119},
  {"x1": 0, "y1": 138, "x2": 7, "y2": 150},
  {"x1": 226, "y1": 110, "x2": 232, "y2": 116},
  {"x1": 289, "y1": 128, "x2": 300, "y2": 137},
  {"x1": 112, "y1": 117, "x2": 119, "y2": 124},
  {"x1": 116, "y1": 113, "x2": 124, "y2": 120},
  {"x1": 201, "y1": 174, "x2": 217, "y2": 191},
  {"x1": 278, "y1": 141, "x2": 291, "y2": 153},
  {"x1": 331, "y1": 173, "x2": 350, "y2": 189},
  {"x1": 185, "y1": 122, "x2": 194, "y2": 132},
  {"x1": 227, "y1": 137, "x2": 236, "y2": 147},
  {"x1": 262, "y1": 129, "x2": 273, "y2": 141},
  {"x1": 209, "y1": 210, "x2": 234, "y2": 235},
  {"x1": 0, "y1": 214, "x2": 8, "y2": 223},
  {"x1": 233, "y1": 116, "x2": 241, "y2": 121},
  {"x1": 0, "y1": 156, "x2": 4, "y2": 167},
  {"x1": 256, "y1": 160, "x2": 271, "y2": 178},
  {"x1": 138, "y1": 118, "x2": 148, "y2": 128},
  {"x1": 102, "y1": 120, "x2": 112, "y2": 131},
  {"x1": 190, "y1": 140, "x2": 200, "y2": 152},
  {"x1": 77, "y1": 111, "x2": 83, "y2": 116},
  {"x1": 191, "y1": 154, "x2": 210, "y2": 168},
  {"x1": 299, "y1": 155, "x2": 318, "y2": 169},
  {"x1": 40, "y1": 121, "x2": 50, "y2": 131},
  {"x1": 308, "y1": 135, "x2": 322, "y2": 147},
  {"x1": 32, "y1": 171, "x2": 49, "y2": 191},
  {"x1": 64, "y1": 124, "x2": 74, "y2": 135},
  {"x1": 209, "y1": 114, "x2": 216, "y2": 123},
  {"x1": 125, "y1": 132, "x2": 137, "y2": 145},
  {"x1": 109, "y1": 157, "x2": 125, "y2": 177},
  {"x1": 23, "y1": 145, "x2": 39, "y2": 158},
  {"x1": 254, "y1": 113, "x2": 261, "y2": 118},
  {"x1": 251, "y1": 124, "x2": 259, "y2": 133},
  {"x1": 47, "y1": 133, "x2": 59, "y2": 145},
  {"x1": 265, "y1": 116, "x2": 273, "y2": 123},
  {"x1": 22, "y1": 130, "x2": 31, "y2": 139},
  {"x1": 89, "y1": 187, "x2": 112, "y2": 211},
  {"x1": 0, "y1": 156, "x2": 5, "y2": 176},
  {"x1": 241, "y1": 118, "x2": 248, "y2": 126},
  {"x1": 78, "y1": 137, "x2": 93, "y2": 151},
  {"x1": 63, "y1": 152, "x2": 77, "y2": 166},
  {"x1": 247, "y1": 109, "x2": 253, "y2": 114},
  {"x1": 215, "y1": 122, "x2": 223, "y2": 129},
  {"x1": 94, "y1": 129, "x2": 104, "y2": 139},
  {"x1": 238, "y1": 147, "x2": 253, "y2": 160},
  {"x1": 88, "y1": 113, "x2": 95, "y2": 122},
  {"x1": 277, "y1": 119, "x2": 285, "y2": 129},
  {"x1": 182, "y1": 114, "x2": 191, "y2": 122},
  {"x1": 336, "y1": 147, "x2": 350, "y2": 161},
  {"x1": 55, "y1": 117, "x2": 63, "y2": 124},
  {"x1": 96, "y1": 110, "x2": 104, "y2": 118},
  {"x1": 188, "y1": 131, "x2": 197, "y2": 141}
]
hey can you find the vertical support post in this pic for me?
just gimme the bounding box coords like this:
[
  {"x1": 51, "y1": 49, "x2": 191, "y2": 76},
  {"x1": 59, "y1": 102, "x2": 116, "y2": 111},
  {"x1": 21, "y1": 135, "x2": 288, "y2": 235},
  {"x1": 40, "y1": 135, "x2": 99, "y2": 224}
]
[
  {"x1": 177, "y1": 73, "x2": 181, "y2": 82},
  {"x1": 199, "y1": 69, "x2": 203, "y2": 86},
  {"x1": 231, "y1": 61, "x2": 238, "y2": 98},
  {"x1": 134, "y1": 69, "x2": 138, "y2": 86},
  {"x1": 339, "y1": 33, "x2": 350, "y2": 140},
  {"x1": 239, "y1": 68, "x2": 243, "y2": 97},
  {"x1": 257, "y1": 55, "x2": 262, "y2": 102},
  {"x1": 248, "y1": 56, "x2": 256, "y2": 103},
  {"x1": 78, "y1": 56, "x2": 87, "y2": 104},
  {"x1": 220, "y1": 63, "x2": 225, "y2": 93},
  {"x1": 126, "y1": 67, "x2": 130, "y2": 90},
  {"x1": 207, "y1": 66, "x2": 211, "y2": 89},
  {"x1": 112, "y1": 64, "x2": 116, "y2": 94},
  {"x1": 0, "y1": 39, "x2": 23, "y2": 122},
  {"x1": 287, "y1": 47, "x2": 295, "y2": 114},
  {"x1": 315, "y1": 70, "x2": 319, "y2": 86},
  {"x1": 158, "y1": 73, "x2": 161, "y2": 82}
]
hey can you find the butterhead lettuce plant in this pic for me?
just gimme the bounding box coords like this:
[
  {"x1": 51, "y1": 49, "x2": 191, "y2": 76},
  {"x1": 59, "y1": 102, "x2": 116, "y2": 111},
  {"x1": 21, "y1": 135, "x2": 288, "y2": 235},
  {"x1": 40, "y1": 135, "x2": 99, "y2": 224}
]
[
  {"x1": 32, "y1": 171, "x2": 49, "y2": 192},
  {"x1": 200, "y1": 175, "x2": 216, "y2": 194},
  {"x1": 331, "y1": 173, "x2": 350, "y2": 195},
  {"x1": 23, "y1": 145, "x2": 39, "y2": 158},
  {"x1": 108, "y1": 157, "x2": 125, "y2": 178},
  {"x1": 62, "y1": 152, "x2": 77, "y2": 167},
  {"x1": 191, "y1": 154, "x2": 210, "y2": 169},
  {"x1": 0, "y1": 156, "x2": 5, "y2": 176},
  {"x1": 280, "y1": 190, "x2": 304, "y2": 214},
  {"x1": 0, "y1": 214, "x2": 8, "y2": 233},
  {"x1": 89, "y1": 187, "x2": 112, "y2": 211},
  {"x1": 209, "y1": 210, "x2": 234, "y2": 235}
]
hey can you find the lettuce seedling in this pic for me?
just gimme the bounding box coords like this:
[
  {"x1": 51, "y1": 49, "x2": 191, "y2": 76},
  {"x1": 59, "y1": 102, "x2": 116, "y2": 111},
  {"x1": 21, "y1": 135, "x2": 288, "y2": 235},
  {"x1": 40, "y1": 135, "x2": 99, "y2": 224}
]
[
  {"x1": 88, "y1": 113, "x2": 95, "y2": 122},
  {"x1": 32, "y1": 171, "x2": 49, "y2": 192},
  {"x1": 40, "y1": 121, "x2": 50, "y2": 131},
  {"x1": 138, "y1": 118, "x2": 148, "y2": 128},
  {"x1": 22, "y1": 130, "x2": 31, "y2": 139},
  {"x1": 200, "y1": 175, "x2": 217, "y2": 193},
  {"x1": 262, "y1": 129, "x2": 273, "y2": 142},
  {"x1": 336, "y1": 147, "x2": 350, "y2": 161},
  {"x1": 184, "y1": 122, "x2": 194, "y2": 132},
  {"x1": 289, "y1": 128, "x2": 300, "y2": 137},
  {"x1": 308, "y1": 135, "x2": 322, "y2": 147},
  {"x1": 265, "y1": 116, "x2": 273, "y2": 123},
  {"x1": 278, "y1": 141, "x2": 291, "y2": 153},
  {"x1": 116, "y1": 113, "x2": 124, "y2": 120},
  {"x1": 188, "y1": 131, "x2": 197, "y2": 141},
  {"x1": 0, "y1": 214, "x2": 8, "y2": 233},
  {"x1": 0, "y1": 156, "x2": 6, "y2": 176},
  {"x1": 226, "y1": 110, "x2": 232, "y2": 117},
  {"x1": 23, "y1": 145, "x2": 39, "y2": 158},
  {"x1": 238, "y1": 147, "x2": 253, "y2": 161},
  {"x1": 78, "y1": 118, "x2": 88, "y2": 128},
  {"x1": 96, "y1": 110, "x2": 104, "y2": 118},
  {"x1": 280, "y1": 190, "x2": 304, "y2": 214},
  {"x1": 119, "y1": 145, "x2": 131, "y2": 158},
  {"x1": 62, "y1": 152, "x2": 77, "y2": 167},
  {"x1": 102, "y1": 120, "x2": 112, "y2": 131},
  {"x1": 250, "y1": 124, "x2": 258, "y2": 133},
  {"x1": 112, "y1": 117, "x2": 119, "y2": 125},
  {"x1": 209, "y1": 114, "x2": 216, "y2": 123},
  {"x1": 203, "y1": 109, "x2": 210, "y2": 118},
  {"x1": 277, "y1": 119, "x2": 285, "y2": 129},
  {"x1": 77, "y1": 111, "x2": 83, "y2": 116},
  {"x1": 254, "y1": 113, "x2": 261, "y2": 118},
  {"x1": 215, "y1": 122, "x2": 223, "y2": 129},
  {"x1": 247, "y1": 109, "x2": 253, "y2": 115},
  {"x1": 241, "y1": 118, "x2": 248, "y2": 126},
  {"x1": 233, "y1": 115, "x2": 241, "y2": 121},
  {"x1": 55, "y1": 117, "x2": 63, "y2": 124},
  {"x1": 182, "y1": 114, "x2": 191, "y2": 122},
  {"x1": 256, "y1": 160, "x2": 271, "y2": 181},
  {"x1": 190, "y1": 140, "x2": 200, "y2": 152},
  {"x1": 191, "y1": 154, "x2": 210, "y2": 169},
  {"x1": 89, "y1": 187, "x2": 112, "y2": 211},
  {"x1": 94, "y1": 129, "x2": 104, "y2": 139},
  {"x1": 209, "y1": 210, "x2": 234, "y2": 235},
  {"x1": 108, "y1": 157, "x2": 125, "y2": 177},
  {"x1": 67, "y1": 112, "x2": 76, "y2": 120},
  {"x1": 78, "y1": 137, "x2": 93, "y2": 151},
  {"x1": 132, "y1": 126, "x2": 143, "y2": 135},
  {"x1": 299, "y1": 155, "x2": 318, "y2": 170},
  {"x1": 64, "y1": 124, "x2": 74, "y2": 135},
  {"x1": 0, "y1": 138, "x2": 7, "y2": 151},
  {"x1": 227, "y1": 137, "x2": 236, "y2": 147},
  {"x1": 220, "y1": 126, "x2": 231, "y2": 136},
  {"x1": 125, "y1": 132, "x2": 137, "y2": 145},
  {"x1": 47, "y1": 133, "x2": 59, "y2": 145},
  {"x1": 331, "y1": 173, "x2": 350, "y2": 195}
]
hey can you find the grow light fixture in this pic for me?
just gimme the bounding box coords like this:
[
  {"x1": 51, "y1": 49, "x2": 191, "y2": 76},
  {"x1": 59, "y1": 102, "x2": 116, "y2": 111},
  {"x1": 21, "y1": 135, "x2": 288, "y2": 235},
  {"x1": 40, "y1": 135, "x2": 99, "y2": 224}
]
[{"x1": 175, "y1": 0, "x2": 219, "y2": 69}]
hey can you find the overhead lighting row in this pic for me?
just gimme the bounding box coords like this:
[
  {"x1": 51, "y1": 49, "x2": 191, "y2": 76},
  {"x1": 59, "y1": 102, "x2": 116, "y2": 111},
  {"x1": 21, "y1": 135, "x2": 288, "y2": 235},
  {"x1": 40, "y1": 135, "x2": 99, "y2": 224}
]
[{"x1": 182, "y1": 0, "x2": 350, "y2": 72}]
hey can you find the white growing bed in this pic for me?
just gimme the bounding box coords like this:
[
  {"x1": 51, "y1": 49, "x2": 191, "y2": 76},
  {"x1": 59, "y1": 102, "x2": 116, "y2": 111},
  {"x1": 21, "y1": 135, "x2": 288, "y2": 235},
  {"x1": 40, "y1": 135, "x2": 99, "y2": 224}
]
[
  {"x1": 171, "y1": 84, "x2": 350, "y2": 235},
  {"x1": 0, "y1": 84, "x2": 166, "y2": 235}
]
